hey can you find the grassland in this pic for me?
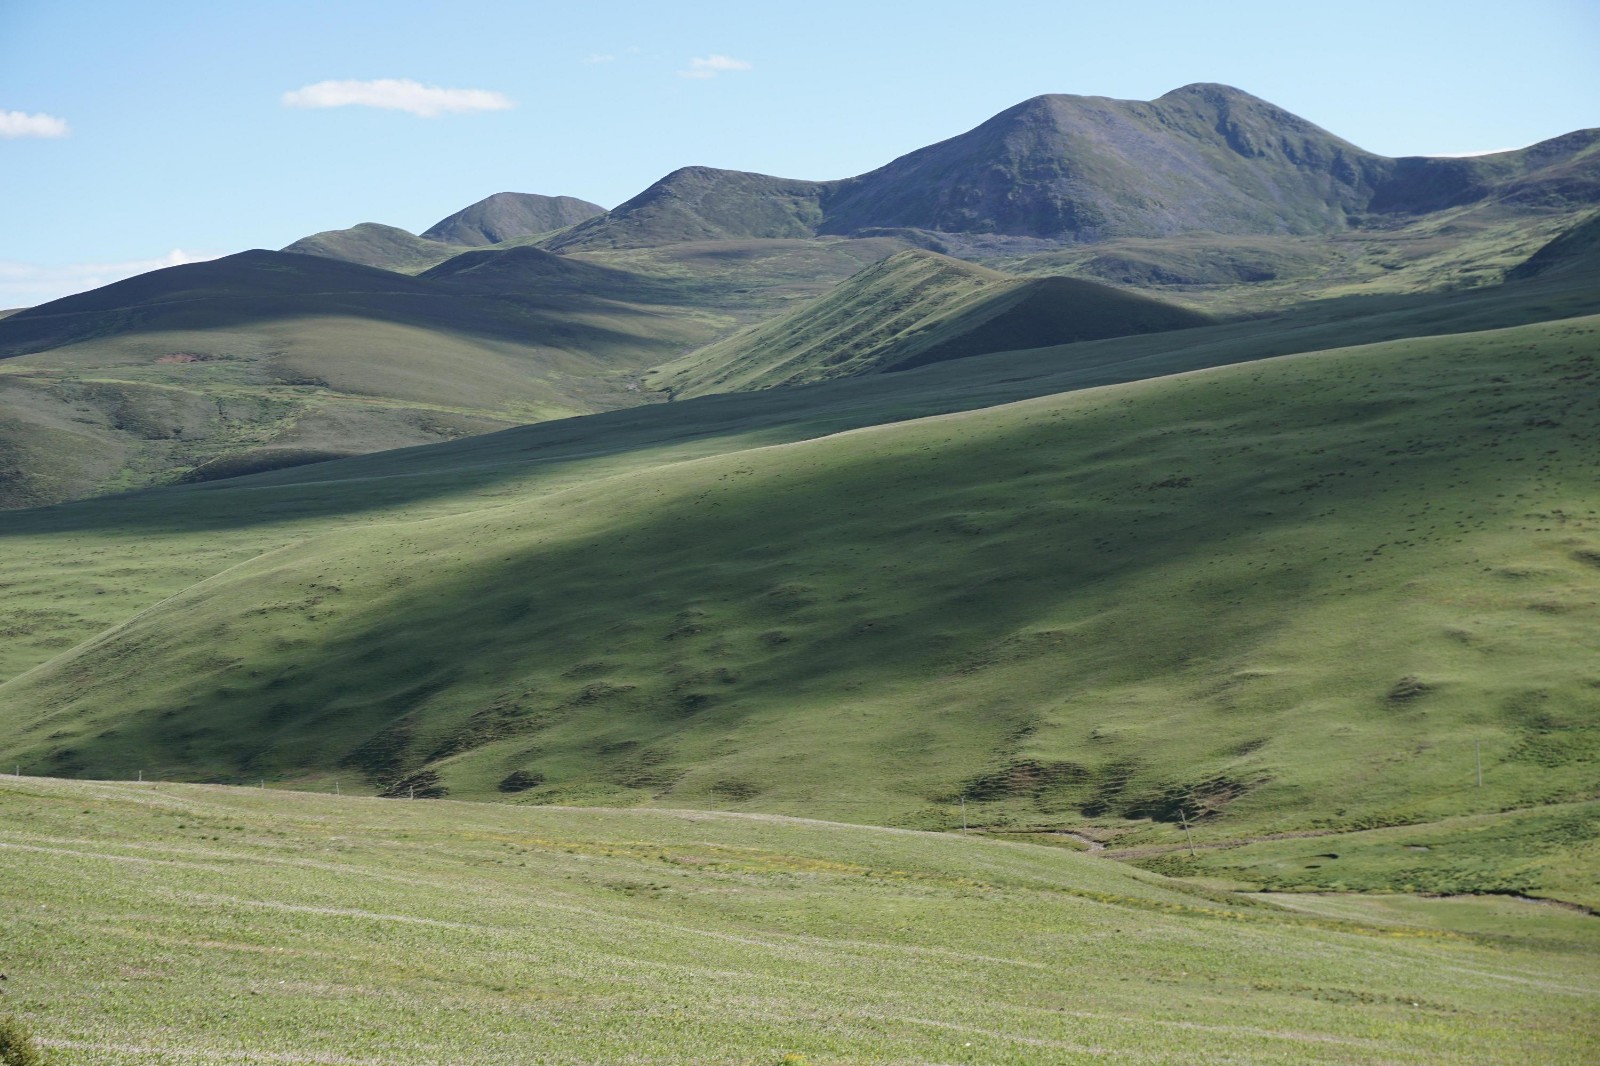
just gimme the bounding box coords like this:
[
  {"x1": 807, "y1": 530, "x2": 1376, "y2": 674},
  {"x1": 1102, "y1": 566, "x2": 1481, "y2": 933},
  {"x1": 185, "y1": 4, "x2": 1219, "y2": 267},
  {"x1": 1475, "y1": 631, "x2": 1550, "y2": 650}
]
[
  {"x1": 1, "y1": 775, "x2": 1595, "y2": 1065},
  {"x1": 1, "y1": 302, "x2": 1597, "y2": 894},
  {"x1": 648, "y1": 250, "x2": 1210, "y2": 397},
  {"x1": 0, "y1": 250, "x2": 735, "y2": 505}
]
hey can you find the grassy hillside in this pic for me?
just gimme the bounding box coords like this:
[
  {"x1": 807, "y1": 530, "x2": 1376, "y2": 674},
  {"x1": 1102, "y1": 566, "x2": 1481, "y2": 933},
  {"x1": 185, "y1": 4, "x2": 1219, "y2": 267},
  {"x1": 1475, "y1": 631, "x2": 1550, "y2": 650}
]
[
  {"x1": 2, "y1": 776, "x2": 1594, "y2": 1065},
  {"x1": 547, "y1": 167, "x2": 828, "y2": 252},
  {"x1": 2, "y1": 311, "x2": 1597, "y2": 873},
  {"x1": 570, "y1": 236, "x2": 916, "y2": 323},
  {"x1": 281, "y1": 221, "x2": 466, "y2": 273},
  {"x1": 1508, "y1": 209, "x2": 1600, "y2": 280},
  {"x1": 0, "y1": 249, "x2": 733, "y2": 505},
  {"x1": 651, "y1": 250, "x2": 1210, "y2": 396},
  {"x1": 422, "y1": 191, "x2": 606, "y2": 246}
]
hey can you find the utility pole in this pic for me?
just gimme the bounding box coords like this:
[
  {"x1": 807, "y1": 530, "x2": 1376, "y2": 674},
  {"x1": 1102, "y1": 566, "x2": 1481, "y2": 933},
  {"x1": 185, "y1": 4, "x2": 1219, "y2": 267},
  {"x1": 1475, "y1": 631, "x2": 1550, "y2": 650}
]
[
  {"x1": 960, "y1": 795, "x2": 967, "y2": 833},
  {"x1": 138, "y1": 770, "x2": 143, "y2": 783},
  {"x1": 1179, "y1": 808, "x2": 1197, "y2": 857}
]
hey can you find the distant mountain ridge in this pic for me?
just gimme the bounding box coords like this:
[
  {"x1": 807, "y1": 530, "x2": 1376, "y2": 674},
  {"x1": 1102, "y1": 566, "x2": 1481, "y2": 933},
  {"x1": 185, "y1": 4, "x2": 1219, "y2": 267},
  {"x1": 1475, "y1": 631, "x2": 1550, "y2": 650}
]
[
  {"x1": 280, "y1": 85, "x2": 1598, "y2": 270},
  {"x1": 547, "y1": 84, "x2": 1600, "y2": 253},
  {"x1": 281, "y1": 193, "x2": 606, "y2": 273}
]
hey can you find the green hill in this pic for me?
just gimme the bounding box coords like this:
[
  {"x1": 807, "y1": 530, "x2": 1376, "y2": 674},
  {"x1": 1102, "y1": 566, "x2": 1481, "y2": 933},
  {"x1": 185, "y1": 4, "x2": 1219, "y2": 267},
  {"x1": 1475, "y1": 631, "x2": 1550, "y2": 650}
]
[
  {"x1": 1508, "y1": 209, "x2": 1600, "y2": 280},
  {"x1": 422, "y1": 191, "x2": 606, "y2": 246},
  {"x1": 546, "y1": 167, "x2": 828, "y2": 251},
  {"x1": 281, "y1": 221, "x2": 465, "y2": 273},
  {"x1": 0, "y1": 249, "x2": 730, "y2": 505},
  {"x1": 7, "y1": 776, "x2": 1594, "y2": 1065},
  {"x1": 651, "y1": 250, "x2": 1210, "y2": 395},
  {"x1": 3, "y1": 309, "x2": 1597, "y2": 886}
]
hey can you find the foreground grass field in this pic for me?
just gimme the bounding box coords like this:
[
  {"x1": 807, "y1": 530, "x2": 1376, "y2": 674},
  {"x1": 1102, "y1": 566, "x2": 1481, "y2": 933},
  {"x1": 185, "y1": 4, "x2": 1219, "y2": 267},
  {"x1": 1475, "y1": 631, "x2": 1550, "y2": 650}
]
[{"x1": 1, "y1": 776, "x2": 1595, "y2": 1065}]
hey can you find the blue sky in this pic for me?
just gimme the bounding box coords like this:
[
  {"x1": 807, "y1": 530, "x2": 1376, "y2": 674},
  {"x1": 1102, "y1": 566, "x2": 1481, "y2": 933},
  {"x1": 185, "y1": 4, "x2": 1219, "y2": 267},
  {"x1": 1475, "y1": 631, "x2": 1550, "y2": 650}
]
[{"x1": 2, "y1": 0, "x2": 1597, "y2": 306}]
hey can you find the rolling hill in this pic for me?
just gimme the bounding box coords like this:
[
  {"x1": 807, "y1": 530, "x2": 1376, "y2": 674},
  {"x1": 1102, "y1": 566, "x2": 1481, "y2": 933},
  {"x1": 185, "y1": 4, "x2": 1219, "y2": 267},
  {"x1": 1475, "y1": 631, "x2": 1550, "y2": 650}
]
[
  {"x1": 650, "y1": 249, "x2": 1212, "y2": 395},
  {"x1": 281, "y1": 221, "x2": 465, "y2": 273},
  {"x1": 0, "y1": 248, "x2": 731, "y2": 505},
  {"x1": 421, "y1": 191, "x2": 607, "y2": 246},
  {"x1": 3, "y1": 307, "x2": 1596, "y2": 878}
]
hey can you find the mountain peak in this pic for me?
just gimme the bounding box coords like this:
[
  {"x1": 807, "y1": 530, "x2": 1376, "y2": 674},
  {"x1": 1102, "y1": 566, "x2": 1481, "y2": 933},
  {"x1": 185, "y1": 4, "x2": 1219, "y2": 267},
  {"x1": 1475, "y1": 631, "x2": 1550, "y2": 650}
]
[{"x1": 421, "y1": 192, "x2": 605, "y2": 246}]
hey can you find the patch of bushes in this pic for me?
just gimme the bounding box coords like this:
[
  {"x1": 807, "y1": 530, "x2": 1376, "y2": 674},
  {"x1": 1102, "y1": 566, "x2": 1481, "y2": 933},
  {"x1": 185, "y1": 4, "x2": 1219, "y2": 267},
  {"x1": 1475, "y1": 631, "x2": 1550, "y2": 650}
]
[
  {"x1": 498, "y1": 770, "x2": 545, "y2": 793},
  {"x1": 0, "y1": 1016, "x2": 47, "y2": 1066}
]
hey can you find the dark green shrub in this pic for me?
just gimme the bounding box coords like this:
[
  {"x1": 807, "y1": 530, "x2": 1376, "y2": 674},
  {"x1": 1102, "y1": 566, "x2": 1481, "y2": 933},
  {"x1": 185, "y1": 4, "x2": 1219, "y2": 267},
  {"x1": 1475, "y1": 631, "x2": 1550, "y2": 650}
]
[
  {"x1": 0, "y1": 1016, "x2": 47, "y2": 1066},
  {"x1": 497, "y1": 770, "x2": 545, "y2": 793}
]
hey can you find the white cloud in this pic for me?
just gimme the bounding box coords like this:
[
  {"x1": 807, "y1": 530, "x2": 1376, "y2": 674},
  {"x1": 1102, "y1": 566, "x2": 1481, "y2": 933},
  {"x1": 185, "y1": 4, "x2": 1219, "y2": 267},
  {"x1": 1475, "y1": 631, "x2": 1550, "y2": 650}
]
[
  {"x1": 281, "y1": 79, "x2": 513, "y2": 118},
  {"x1": 677, "y1": 54, "x2": 753, "y2": 80},
  {"x1": 0, "y1": 110, "x2": 70, "y2": 139},
  {"x1": 1426, "y1": 147, "x2": 1521, "y2": 158},
  {"x1": 0, "y1": 250, "x2": 224, "y2": 310},
  {"x1": 584, "y1": 53, "x2": 616, "y2": 64}
]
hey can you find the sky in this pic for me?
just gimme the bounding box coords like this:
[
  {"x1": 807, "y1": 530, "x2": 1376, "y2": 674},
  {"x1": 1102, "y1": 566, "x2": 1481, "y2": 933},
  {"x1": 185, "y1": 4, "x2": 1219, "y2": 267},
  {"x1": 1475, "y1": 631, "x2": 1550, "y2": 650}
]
[{"x1": 2, "y1": 0, "x2": 1597, "y2": 307}]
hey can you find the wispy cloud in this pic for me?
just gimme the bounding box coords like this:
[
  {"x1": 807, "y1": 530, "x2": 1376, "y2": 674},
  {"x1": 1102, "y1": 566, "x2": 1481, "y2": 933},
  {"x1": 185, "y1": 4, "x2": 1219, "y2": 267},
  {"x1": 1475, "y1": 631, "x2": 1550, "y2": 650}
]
[
  {"x1": 0, "y1": 110, "x2": 70, "y2": 139},
  {"x1": 0, "y1": 250, "x2": 224, "y2": 310},
  {"x1": 677, "y1": 54, "x2": 753, "y2": 80},
  {"x1": 1426, "y1": 147, "x2": 1520, "y2": 158},
  {"x1": 583, "y1": 53, "x2": 616, "y2": 64},
  {"x1": 282, "y1": 79, "x2": 514, "y2": 118}
]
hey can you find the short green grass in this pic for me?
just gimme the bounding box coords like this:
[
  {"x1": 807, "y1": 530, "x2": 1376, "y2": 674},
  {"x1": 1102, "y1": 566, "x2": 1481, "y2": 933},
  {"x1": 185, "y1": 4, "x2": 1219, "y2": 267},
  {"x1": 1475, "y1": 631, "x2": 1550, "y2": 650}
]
[
  {"x1": 648, "y1": 250, "x2": 1209, "y2": 397},
  {"x1": 2, "y1": 313, "x2": 1597, "y2": 882},
  {"x1": 1124, "y1": 801, "x2": 1600, "y2": 910},
  {"x1": 1, "y1": 776, "x2": 1595, "y2": 1065}
]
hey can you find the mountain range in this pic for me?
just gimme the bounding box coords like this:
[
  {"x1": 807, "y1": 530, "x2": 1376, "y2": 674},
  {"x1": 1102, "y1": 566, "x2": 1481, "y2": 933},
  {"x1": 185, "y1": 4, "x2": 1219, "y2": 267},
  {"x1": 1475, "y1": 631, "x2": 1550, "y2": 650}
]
[{"x1": 1, "y1": 84, "x2": 1594, "y2": 508}]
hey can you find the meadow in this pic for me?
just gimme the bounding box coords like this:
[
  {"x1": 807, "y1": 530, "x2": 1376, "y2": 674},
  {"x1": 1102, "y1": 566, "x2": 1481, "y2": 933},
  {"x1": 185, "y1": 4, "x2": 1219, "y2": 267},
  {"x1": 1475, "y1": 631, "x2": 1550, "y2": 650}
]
[
  {"x1": 1, "y1": 775, "x2": 1595, "y2": 1065},
  {"x1": 1, "y1": 304, "x2": 1597, "y2": 914}
]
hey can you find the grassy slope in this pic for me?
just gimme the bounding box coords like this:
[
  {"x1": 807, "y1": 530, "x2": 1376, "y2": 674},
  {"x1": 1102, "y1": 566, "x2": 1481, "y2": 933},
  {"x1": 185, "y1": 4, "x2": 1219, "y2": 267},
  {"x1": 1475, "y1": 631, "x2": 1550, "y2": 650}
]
[
  {"x1": 2, "y1": 312, "x2": 1597, "y2": 885},
  {"x1": 649, "y1": 250, "x2": 1007, "y2": 394},
  {"x1": 281, "y1": 222, "x2": 467, "y2": 273},
  {"x1": 1, "y1": 776, "x2": 1595, "y2": 1065},
  {"x1": 0, "y1": 250, "x2": 732, "y2": 505},
  {"x1": 650, "y1": 251, "x2": 1211, "y2": 397}
]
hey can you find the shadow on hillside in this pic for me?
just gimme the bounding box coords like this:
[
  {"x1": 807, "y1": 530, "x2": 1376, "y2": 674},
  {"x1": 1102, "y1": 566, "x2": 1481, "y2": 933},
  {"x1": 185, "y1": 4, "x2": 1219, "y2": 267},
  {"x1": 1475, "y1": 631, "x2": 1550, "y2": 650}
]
[{"x1": 5, "y1": 269, "x2": 1598, "y2": 538}]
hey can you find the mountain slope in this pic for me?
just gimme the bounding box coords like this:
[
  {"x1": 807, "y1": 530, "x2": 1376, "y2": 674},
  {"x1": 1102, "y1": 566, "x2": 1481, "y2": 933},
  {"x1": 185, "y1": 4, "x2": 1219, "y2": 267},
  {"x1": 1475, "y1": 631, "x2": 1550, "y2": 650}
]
[
  {"x1": 548, "y1": 85, "x2": 1600, "y2": 255},
  {"x1": 281, "y1": 222, "x2": 465, "y2": 273},
  {"x1": 3, "y1": 314, "x2": 1595, "y2": 853},
  {"x1": 545, "y1": 167, "x2": 829, "y2": 251},
  {"x1": 823, "y1": 84, "x2": 1387, "y2": 241},
  {"x1": 651, "y1": 249, "x2": 1211, "y2": 395},
  {"x1": 1508, "y1": 209, "x2": 1600, "y2": 279},
  {"x1": 422, "y1": 191, "x2": 606, "y2": 246},
  {"x1": 0, "y1": 250, "x2": 728, "y2": 504}
]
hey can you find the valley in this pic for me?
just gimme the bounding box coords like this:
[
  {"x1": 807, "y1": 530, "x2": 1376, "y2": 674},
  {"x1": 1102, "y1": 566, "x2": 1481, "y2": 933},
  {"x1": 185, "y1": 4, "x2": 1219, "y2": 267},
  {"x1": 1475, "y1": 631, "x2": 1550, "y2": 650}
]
[{"x1": 1, "y1": 78, "x2": 1597, "y2": 1064}]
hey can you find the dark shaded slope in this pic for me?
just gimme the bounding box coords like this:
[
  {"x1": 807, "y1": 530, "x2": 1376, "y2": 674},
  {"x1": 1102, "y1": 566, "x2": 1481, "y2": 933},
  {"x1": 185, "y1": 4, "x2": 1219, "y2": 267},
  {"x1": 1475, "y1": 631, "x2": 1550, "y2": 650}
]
[
  {"x1": 887, "y1": 275, "x2": 1211, "y2": 371},
  {"x1": 1370, "y1": 130, "x2": 1600, "y2": 214},
  {"x1": 0, "y1": 250, "x2": 442, "y2": 355},
  {"x1": 0, "y1": 248, "x2": 704, "y2": 357},
  {"x1": 1507, "y1": 210, "x2": 1600, "y2": 279},
  {"x1": 0, "y1": 248, "x2": 730, "y2": 506},
  {"x1": 423, "y1": 192, "x2": 606, "y2": 246},
  {"x1": 419, "y1": 244, "x2": 685, "y2": 302},
  {"x1": 650, "y1": 249, "x2": 1209, "y2": 394},
  {"x1": 282, "y1": 223, "x2": 464, "y2": 273}
]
